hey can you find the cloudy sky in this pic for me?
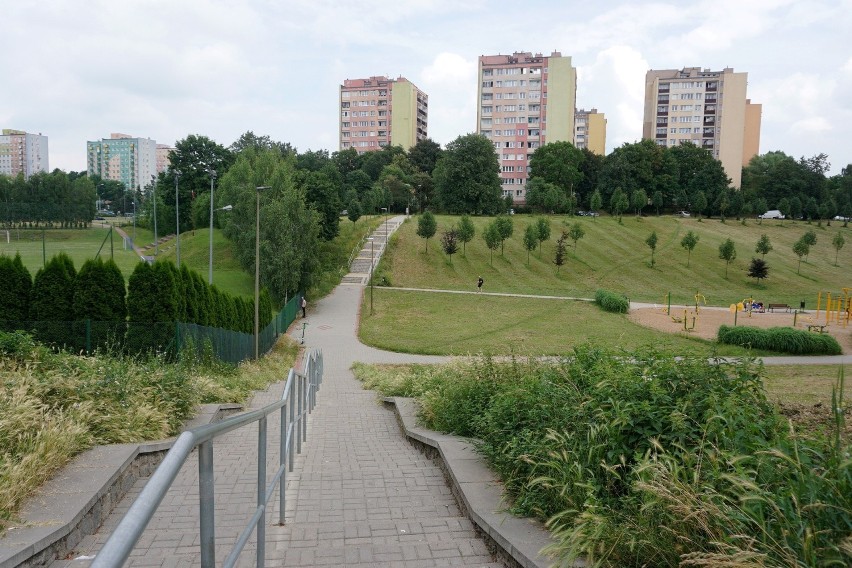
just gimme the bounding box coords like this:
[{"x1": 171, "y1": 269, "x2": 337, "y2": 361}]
[{"x1": 2, "y1": 0, "x2": 850, "y2": 175}]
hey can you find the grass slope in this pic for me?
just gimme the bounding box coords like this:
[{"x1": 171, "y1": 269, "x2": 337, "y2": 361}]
[{"x1": 385, "y1": 214, "x2": 852, "y2": 307}]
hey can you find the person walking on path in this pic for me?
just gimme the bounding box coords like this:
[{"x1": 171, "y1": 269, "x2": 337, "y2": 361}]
[
  {"x1": 301, "y1": 295, "x2": 307, "y2": 318},
  {"x1": 477, "y1": 276, "x2": 484, "y2": 293}
]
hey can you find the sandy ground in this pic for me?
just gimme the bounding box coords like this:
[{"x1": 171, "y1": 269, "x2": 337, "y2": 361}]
[{"x1": 628, "y1": 305, "x2": 852, "y2": 353}]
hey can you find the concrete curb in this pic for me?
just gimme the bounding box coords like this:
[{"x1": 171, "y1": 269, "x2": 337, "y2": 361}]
[
  {"x1": 385, "y1": 396, "x2": 586, "y2": 568},
  {"x1": 0, "y1": 403, "x2": 242, "y2": 568}
]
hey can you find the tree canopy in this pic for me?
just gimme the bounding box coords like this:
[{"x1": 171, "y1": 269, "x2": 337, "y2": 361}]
[{"x1": 433, "y1": 134, "x2": 503, "y2": 215}]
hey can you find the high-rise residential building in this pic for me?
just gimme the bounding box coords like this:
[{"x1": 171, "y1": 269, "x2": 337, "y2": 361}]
[
  {"x1": 339, "y1": 76, "x2": 428, "y2": 153},
  {"x1": 156, "y1": 143, "x2": 174, "y2": 175},
  {"x1": 643, "y1": 67, "x2": 761, "y2": 188},
  {"x1": 477, "y1": 51, "x2": 577, "y2": 203},
  {"x1": 86, "y1": 133, "x2": 158, "y2": 190},
  {"x1": 0, "y1": 129, "x2": 49, "y2": 179},
  {"x1": 574, "y1": 108, "x2": 606, "y2": 155}
]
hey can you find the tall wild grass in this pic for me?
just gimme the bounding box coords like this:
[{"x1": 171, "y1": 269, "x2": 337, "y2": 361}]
[
  {"x1": 354, "y1": 350, "x2": 851, "y2": 566},
  {"x1": 0, "y1": 330, "x2": 297, "y2": 531}
]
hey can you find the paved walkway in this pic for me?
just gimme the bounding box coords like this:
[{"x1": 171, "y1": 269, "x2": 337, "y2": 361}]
[{"x1": 64, "y1": 216, "x2": 504, "y2": 567}]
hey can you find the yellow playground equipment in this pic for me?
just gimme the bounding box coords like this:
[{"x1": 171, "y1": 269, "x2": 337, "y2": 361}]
[
  {"x1": 664, "y1": 291, "x2": 705, "y2": 331},
  {"x1": 814, "y1": 289, "x2": 851, "y2": 328}
]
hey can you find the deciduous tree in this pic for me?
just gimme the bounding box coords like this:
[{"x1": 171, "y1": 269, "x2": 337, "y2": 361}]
[
  {"x1": 523, "y1": 224, "x2": 537, "y2": 265},
  {"x1": 417, "y1": 211, "x2": 437, "y2": 252},
  {"x1": 755, "y1": 234, "x2": 772, "y2": 258},
  {"x1": 680, "y1": 230, "x2": 699, "y2": 267},
  {"x1": 568, "y1": 222, "x2": 585, "y2": 252},
  {"x1": 440, "y1": 229, "x2": 458, "y2": 264},
  {"x1": 831, "y1": 232, "x2": 845, "y2": 266},
  {"x1": 645, "y1": 231, "x2": 658, "y2": 267},
  {"x1": 718, "y1": 238, "x2": 737, "y2": 278},
  {"x1": 433, "y1": 134, "x2": 503, "y2": 215},
  {"x1": 495, "y1": 215, "x2": 513, "y2": 255},
  {"x1": 482, "y1": 221, "x2": 501, "y2": 266},
  {"x1": 457, "y1": 215, "x2": 475, "y2": 255}
]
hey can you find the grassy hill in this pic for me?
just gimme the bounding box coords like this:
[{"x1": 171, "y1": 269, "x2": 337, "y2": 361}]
[{"x1": 382, "y1": 214, "x2": 852, "y2": 308}]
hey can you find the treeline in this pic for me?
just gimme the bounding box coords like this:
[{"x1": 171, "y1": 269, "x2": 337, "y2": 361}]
[
  {"x1": 0, "y1": 252, "x2": 272, "y2": 354},
  {"x1": 0, "y1": 170, "x2": 96, "y2": 227},
  {"x1": 522, "y1": 139, "x2": 852, "y2": 221}
]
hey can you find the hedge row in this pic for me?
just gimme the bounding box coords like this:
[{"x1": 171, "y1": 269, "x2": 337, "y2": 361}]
[
  {"x1": 717, "y1": 324, "x2": 842, "y2": 355},
  {"x1": 594, "y1": 289, "x2": 629, "y2": 313},
  {"x1": 0, "y1": 252, "x2": 274, "y2": 354}
]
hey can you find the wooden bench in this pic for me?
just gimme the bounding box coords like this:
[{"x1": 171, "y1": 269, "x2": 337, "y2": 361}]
[
  {"x1": 807, "y1": 324, "x2": 828, "y2": 333},
  {"x1": 768, "y1": 303, "x2": 791, "y2": 312}
]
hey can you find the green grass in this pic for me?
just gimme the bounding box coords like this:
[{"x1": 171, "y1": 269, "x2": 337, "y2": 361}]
[
  {"x1": 358, "y1": 288, "x2": 766, "y2": 356},
  {"x1": 386, "y1": 214, "x2": 852, "y2": 307}
]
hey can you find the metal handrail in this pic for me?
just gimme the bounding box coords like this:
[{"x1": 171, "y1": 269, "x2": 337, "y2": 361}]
[{"x1": 91, "y1": 349, "x2": 324, "y2": 568}]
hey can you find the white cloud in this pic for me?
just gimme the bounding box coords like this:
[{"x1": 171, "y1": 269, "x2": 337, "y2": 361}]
[{"x1": 419, "y1": 53, "x2": 478, "y2": 144}]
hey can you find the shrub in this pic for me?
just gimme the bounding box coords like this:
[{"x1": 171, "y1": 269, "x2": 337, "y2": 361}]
[
  {"x1": 30, "y1": 253, "x2": 77, "y2": 347},
  {"x1": 717, "y1": 325, "x2": 842, "y2": 355},
  {"x1": 594, "y1": 289, "x2": 629, "y2": 313},
  {"x1": 0, "y1": 253, "x2": 32, "y2": 327}
]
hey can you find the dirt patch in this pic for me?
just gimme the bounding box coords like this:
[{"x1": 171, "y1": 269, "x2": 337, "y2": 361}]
[{"x1": 628, "y1": 306, "x2": 852, "y2": 353}]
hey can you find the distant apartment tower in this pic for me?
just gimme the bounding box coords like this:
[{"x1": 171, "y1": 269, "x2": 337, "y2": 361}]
[
  {"x1": 86, "y1": 133, "x2": 158, "y2": 190},
  {"x1": 0, "y1": 129, "x2": 49, "y2": 179},
  {"x1": 643, "y1": 67, "x2": 761, "y2": 188},
  {"x1": 574, "y1": 108, "x2": 606, "y2": 155},
  {"x1": 155, "y1": 144, "x2": 174, "y2": 175},
  {"x1": 339, "y1": 76, "x2": 428, "y2": 153},
  {"x1": 477, "y1": 52, "x2": 577, "y2": 202}
]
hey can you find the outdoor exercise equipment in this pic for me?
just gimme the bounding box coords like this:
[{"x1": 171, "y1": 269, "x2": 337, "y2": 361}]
[{"x1": 814, "y1": 289, "x2": 851, "y2": 328}]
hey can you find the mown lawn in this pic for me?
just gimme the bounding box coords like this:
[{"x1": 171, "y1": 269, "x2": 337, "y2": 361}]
[
  {"x1": 382, "y1": 214, "x2": 852, "y2": 307},
  {"x1": 358, "y1": 287, "x2": 767, "y2": 356}
]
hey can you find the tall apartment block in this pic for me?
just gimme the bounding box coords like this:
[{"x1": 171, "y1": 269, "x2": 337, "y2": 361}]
[
  {"x1": 86, "y1": 133, "x2": 158, "y2": 190},
  {"x1": 339, "y1": 76, "x2": 428, "y2": 153},
  {"x1": 156, "y1": 143, "x2": 174, "y2": 175},
  {"x1": 0, "y1": 129, "x2": 49, "y2": 179},
  {"x1": 574, "y1": 108, "x2": 606, "y2": 155},
  {"x1": 477, "y1": 52, "x2": 577, "y2": 202},
  {"x1": 643, "y1": 67, "x2": 761, "y2": 188}
]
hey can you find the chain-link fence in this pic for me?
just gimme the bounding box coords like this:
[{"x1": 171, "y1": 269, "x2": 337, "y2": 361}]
[{"x1": 0, "y1": 294, "x2": 303, "y2": 363}]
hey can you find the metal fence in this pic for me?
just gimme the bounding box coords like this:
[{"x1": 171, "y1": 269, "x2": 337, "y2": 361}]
[
  {"x1": 0, "y1": 294, "x2": 303, "y2": 364},
  {"x1": 90, "y1": 348, "x2": 324, "y2": 568}
]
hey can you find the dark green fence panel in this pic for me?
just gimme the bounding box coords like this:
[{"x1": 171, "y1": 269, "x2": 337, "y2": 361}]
[{"x1": 0, "y1": 292, "x2": 305, "y2": 363}]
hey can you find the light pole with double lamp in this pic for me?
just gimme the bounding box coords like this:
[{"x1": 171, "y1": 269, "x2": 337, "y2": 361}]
[
  {"x1": 207, "y1": 169, "x2": 217, "y2": 284},
  {"x1": 368, "y1": 237, "x2": 374, "y2": 315},
  {"x1": 174, "y1": 170, "x2": 181, "y2": 267},
  {"x1": 152, "y1": 175, "x2": 159, "y2": 255},
  {"x1": 254, "y1": 186, "x2": 271, "y2": 359}
]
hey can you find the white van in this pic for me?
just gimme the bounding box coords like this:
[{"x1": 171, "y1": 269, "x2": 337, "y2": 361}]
[{"x1": 759, "y1": 210, "x2": 785, "y2": 219}]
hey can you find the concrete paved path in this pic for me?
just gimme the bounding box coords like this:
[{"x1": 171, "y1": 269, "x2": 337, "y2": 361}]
[{"x1": 63, "y1": 216, "x2": 503, "y2": 567}]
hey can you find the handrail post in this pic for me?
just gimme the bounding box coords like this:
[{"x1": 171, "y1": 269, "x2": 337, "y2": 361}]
[
  {"x1": 301, "y1": 374, "x2": 308, "y2": 444},
  {"x1": 296, "y1": 377, "x2": 303, "y2": 454},
  {"x1": 257, "y1": 416, "x2": 267, "y2": 568},
  {"x1": 288, "y1": 384, "x2": 296, "y2": 471},
  {"x1": 199, "y1": 441, "x2": 216, "y2": 568},
  {"x1": 279, "y1": 401, "x2": 287, "y2": 525}
]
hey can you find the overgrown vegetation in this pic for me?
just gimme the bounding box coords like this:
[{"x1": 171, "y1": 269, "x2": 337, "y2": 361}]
[
  {"x1": 594, "y1": 289, "x2": 629, "y2": 313},
  {"x1": 717, "y1": 324, "x2": 842, "y2": 355},
  {"x1": 0, "y1": 330, "x2": 298, "y2": 530},
  {"x1": 353, "y1": 352, "x2": 851, "y2": 566}
]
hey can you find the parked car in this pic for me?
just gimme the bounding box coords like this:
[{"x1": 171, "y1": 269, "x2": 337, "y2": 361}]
[
  {"x1": 759, "y1": 210, "x2": 785, "y2": 220},
  {"x1": 677, "y1": 211, "x2": 691, "y2": 218},
  {"x1": 833, "y1": 215, "x2": 850, "y2": 221}
]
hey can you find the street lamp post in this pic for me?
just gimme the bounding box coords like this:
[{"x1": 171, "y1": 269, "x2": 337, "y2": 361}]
[
  {"x1": 174, "y1": 171, "x2": 181, "y2": 267},
  {"x1": 152, "y1": 175, "x2": 158, "y2": 256},
  {"x1": 208, "y1": 169, "x2": 217, "y2": 284},
  {"x1": 380, "y1": 207, "x2": 388, "y2": 242},
  {"x1": 254, "y1": 186, "x2": 271, "y2": 359},
  {"x1": 368, "y1": 237, "x2": 374, "y2": 315}
]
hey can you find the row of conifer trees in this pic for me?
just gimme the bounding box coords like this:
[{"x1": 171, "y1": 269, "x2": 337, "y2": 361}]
[{"x1": 0, "y1": 252, "x2": 273, "y2": 353}]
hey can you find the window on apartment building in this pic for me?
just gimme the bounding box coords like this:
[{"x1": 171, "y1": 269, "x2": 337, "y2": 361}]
[
  {"x1": 379, "y1": 110, "x2": 387, "y2": 116},
  {"x1": 481, "y1": 130, "x2": 492, "y2": 137},
  {"x1": 481, "y1": 118, "x2": 492, "y2": 127},
  {"x1": 342, "y1": 92, "x2": 350, "y2": 98},
  {"x1": 517, "y1": 129, "x2": 525, "y2": 136},
  {"x1": 342, "y1": 132, "x2": 350, "y2": 138},
  {"x1": 504, "y1": 105, "x2": 516, "y2": 111},
  {"x1": 379, "y1": 90, "x2": 387, "y2": 96},
  {"x1": 655, "y1": 139, "x2": 666, "y2": 146},
  {"x1": 656, "y1": 128, "x2": 666, "y2": 135},
  {"x1": 657, "y1": 105, "x2": 667, "y2": 113},
  {"x1": 529, "y1": 129, "x2": 540, "y2": 136},
  {"x1": 502, "y1": 165, "x2": 515, "y2": 172},
  {"x1": 378, "y1": 120, "x2": 386, "y2": 126},
  {"x1": 341, "y1": 102, "x2": 350, "y2": 108},
  {"x1": 341, "y1": 111, "x2": 349, "y2": 117},
  {"x1": 342, "y1": 122, "x2": 350, "y2": 128},
  {"x1": 483, "y1": 81, "x2": 493, "y2": 88},
  {"x1": 530, "y1": 67, "x2": 541, "y2": 74},
  {"x1": 678, "y1": 128, "x2": 690, "y2": 134},
  {"x1": 518, "y1": 104, "x2": 526, "y2": 111},
  {"x1": 483, "y1": 69, "x2": 493, "y2": 76},
  {"x1": 482, "y1": 93, "x2": 493, "y2": 101}
]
